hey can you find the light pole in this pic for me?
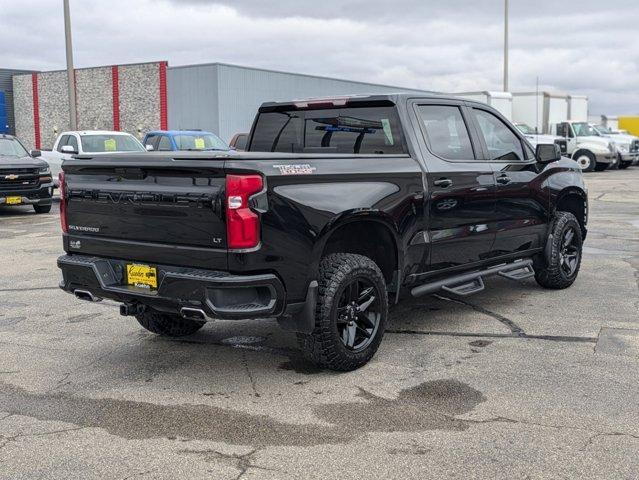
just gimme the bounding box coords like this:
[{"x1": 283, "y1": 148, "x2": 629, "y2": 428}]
[
  {"x1": 503, "y1": 0, "x2": 509, "y2": 92},
  {"x1": 63, "y1": 0, "x2": 77, "y2": 130}
]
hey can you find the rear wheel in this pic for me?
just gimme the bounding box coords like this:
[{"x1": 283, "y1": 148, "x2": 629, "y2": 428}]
[
  {"x1": 573, "y1": 151, "x2": 596, "y2": 172},
  {"x1": 297, "y1": 253, "x2": 388, "y2": 371},
  {"x1": 33, "y1": 204, "x2": 51, "y2": 214},
  {"x1": 534, "y1": 211, "x2": 583, "y2": 289},
  {"x1": 135, "y1": 309, "x2": 205, "y2": 337}
]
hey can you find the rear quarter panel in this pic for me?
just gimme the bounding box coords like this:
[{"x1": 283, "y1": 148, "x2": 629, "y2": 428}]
[{"x1": 225, "y1": 155, "x2": 425, "y2": 302}]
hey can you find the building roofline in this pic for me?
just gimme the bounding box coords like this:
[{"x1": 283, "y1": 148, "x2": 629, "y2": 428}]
[
  {"x1": 168, "y1": 61, "x2": 433, "y2": 93},
  {"x1": 11, "y1": 61, "x2": 168, "y2": 78}
]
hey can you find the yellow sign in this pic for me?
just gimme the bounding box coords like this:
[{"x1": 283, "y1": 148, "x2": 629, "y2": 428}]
[
  {"x1": 126, "y1": 264, "x2": 158, "y2": 289},
  {"x1": 5, "y1": 196, "x2": 22, "y2": 205},
  {"x1": 104, "y1": 138, "x2": 117, "y2": 151},
  {"x1": 194, "y1": 137, "x2": 205, "y2": 149}
]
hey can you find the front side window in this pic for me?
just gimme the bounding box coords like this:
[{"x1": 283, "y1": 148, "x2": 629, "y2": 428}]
[
  {"x1": 57, "y1": 135, "x2": 69, "y2": 152},
  {"x1": 249, "y1": 105, "x2": 407, "y2": 154},
  {"x1": 80, "y1": 134, "x2": 145, "y2": 153},
  {"x1": 417, "y1": 105, "x2": 475, "y2": 160},
  {"x1": 473, "y1": 109, "x2": 524, "y2": 161},
  {"x1": 67, "y1": 135, "x2": 78, "y2": 151},
  {"x1": 158, "y1": 135, "x2": 172, "y2": 151}
]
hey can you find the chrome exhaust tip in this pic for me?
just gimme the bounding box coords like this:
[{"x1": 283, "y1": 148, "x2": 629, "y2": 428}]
[
  {"x1": 74, "y1": 289, "x2": 102, "y2": 302},
  {"x1": 180, "y1": 307, "x2": 208, "y2": 322}
]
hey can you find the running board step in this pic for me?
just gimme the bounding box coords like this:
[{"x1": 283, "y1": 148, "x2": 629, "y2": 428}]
[{"x1": 411, "y1": 259, "x2": 534, "y2": 298}]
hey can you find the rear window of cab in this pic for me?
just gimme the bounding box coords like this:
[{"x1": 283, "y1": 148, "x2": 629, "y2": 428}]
[{"x1": 249, "y1": 105, "x2": 407, "y2": 154}]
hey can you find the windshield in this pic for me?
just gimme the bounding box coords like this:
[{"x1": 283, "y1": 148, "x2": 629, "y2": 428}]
[
  {"x1": 516, "y1": 124, "x2": 535, "y2": 134},
  {"x1": 594, "y1": 125, "x2": 611, "y2": 134},
  {"x1": 80, "y1": 134, "x2": 145, "y2": 153},
  {"x1": 249, "y1": 105, "x2": 407, "y2": 154},
  {"x1": 174, "y1": 133, "x2": 228, "y2": 151},
  {"x1": 0, "y1": 137, "x2": 29, "y2": 158},
  {"x1": 572, "y1": 123, "x2": 599, "y2": 137}
]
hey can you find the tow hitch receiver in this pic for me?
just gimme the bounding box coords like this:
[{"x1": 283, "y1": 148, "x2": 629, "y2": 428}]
[{"x1": 120, "y1": 302, "x2": 146, "y2": 317}]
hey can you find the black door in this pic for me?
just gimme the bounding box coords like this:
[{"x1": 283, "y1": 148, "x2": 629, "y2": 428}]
[
  {"x1": 412, "y1": 102, "x2": 497, "y2": 273},
  {"x1": 469, "y1": 107, "x2": 550, "y2": 257}
]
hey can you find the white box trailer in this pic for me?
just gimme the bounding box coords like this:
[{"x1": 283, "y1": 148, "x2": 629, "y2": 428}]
[
  {"x1": 601, "y1": 115, "x2": 619, "y2": 130},
  {"x1": 568, "y1": 95, "x2": 588, "y2": 122},
  {"x1": 453, "y1": 91, "x2": 513, "y2": 121},
  {"x1": 512, "y1": 92, "x2": 569, "y2": 134}
]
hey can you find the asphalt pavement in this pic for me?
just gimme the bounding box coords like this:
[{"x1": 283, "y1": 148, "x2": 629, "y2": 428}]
[{"x1": 0, "y1": 168, "x2": 638, "y2": 479}]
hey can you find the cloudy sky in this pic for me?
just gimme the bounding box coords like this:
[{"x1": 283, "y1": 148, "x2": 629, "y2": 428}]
[{"x1": 1, "y1": 0, "x2": 638, "y2": 114}]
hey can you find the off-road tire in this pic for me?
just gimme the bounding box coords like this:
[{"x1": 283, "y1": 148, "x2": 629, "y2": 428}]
[
  {"x1": 33, "y1": 204, "x2": 51, "y2": 214},
  {"x1": 135, "y1": 309, "x2": 205, "y2": 337},
  {"x1": 534, "y1": 211, "x2": 583, "y2": 289},
  {"x1": 297, "y1": 253, "x2": 388, "y2": 371}
]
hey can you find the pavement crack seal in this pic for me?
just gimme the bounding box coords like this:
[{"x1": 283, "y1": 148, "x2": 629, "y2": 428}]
[
  {"x1": 385, "y1": 294, "x2": 596, "y2": 344},
  {"x1": 179, "y1": 448, "x2": 276, "y2": 479},
  {"x1": 241, "y1": 351, "x2": 261, "y2": 398},
  {"x1": 433, "y1": 294, "x2": 525, "y2": 335}
]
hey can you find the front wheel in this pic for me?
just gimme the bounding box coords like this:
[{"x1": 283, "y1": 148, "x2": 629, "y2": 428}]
[
  {"x1": 136, "y1": 309, "x2": 205, "y2": 337},
  {"x1": 297, "y1": 253, "x2": 388, "y2": 371},
  {"x1": 534, "y1": 211, "x2": 583, "y2": 289},
  {"x1": 573, "y1": 151, "x2": 596, "y2": 172}
]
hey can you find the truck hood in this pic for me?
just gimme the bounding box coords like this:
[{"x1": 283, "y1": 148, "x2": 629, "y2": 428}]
[
  {"x1": 576, "y1": 136, "x2": 610, "y2": 148},
  {"x1": 0, "y1": 155, "x2": 48, "y2": 170}
]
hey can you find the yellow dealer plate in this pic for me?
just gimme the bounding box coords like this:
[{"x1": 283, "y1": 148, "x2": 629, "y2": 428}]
[
  {"x1": 127, "y1": 264, "x2": 157, "y2": 289},
  {"x1": 6, "y1": 196, "x2": 22, "y2": 205}
]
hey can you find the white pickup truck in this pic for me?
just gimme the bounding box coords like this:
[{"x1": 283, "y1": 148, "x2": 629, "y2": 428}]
[
  {"x1": 592, "y1": 124, "x2": 639, "y2": 169},
  {"x1": 41, "y1": 130, "x2": 147, "y2": 187}
]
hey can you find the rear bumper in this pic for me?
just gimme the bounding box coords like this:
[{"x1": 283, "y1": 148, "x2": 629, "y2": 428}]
[
  {"x1": 0, "y1": 184, "x2": 53, "y2": 206},
  {"x1": 57, "y1": 254, "x2": 286, "y2": 320}
]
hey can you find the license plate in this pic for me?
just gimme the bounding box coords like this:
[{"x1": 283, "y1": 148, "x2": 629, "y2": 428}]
[
  {"x1": 6, "y1": 196, "x2": 21, "y2": 205},
  {"x1": 126, "y1": 264, "x2": 158, "y2": 289}
]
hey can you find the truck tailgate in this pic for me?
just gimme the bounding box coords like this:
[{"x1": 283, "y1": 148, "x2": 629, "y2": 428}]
[{"x1": 63, "y1": 156, "x2": 228, "y2": 269}]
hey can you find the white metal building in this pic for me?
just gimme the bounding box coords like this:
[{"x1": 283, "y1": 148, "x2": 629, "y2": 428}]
[{"x1": 167, "y1": 63, "x2": 434, "y2": 141}]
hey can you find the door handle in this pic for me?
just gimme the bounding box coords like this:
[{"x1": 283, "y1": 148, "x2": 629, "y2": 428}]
[
  {"x1": 496, "y1": 175, "x2": 511, "y2": 185},
  {"x1": 433, "y1": 178, "x2": 453, "y2": 188}
]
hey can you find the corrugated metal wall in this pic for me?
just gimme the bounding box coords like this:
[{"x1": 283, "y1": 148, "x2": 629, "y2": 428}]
[
  {"x1": 0, "y1": 68, "x2": 35, "y2": 135},
  {"x1": 168, "y1": 63, "x2": 432, "y2": 141}
]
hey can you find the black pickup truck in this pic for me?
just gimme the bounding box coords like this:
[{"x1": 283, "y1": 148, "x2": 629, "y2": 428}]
[
  {"x1": 57, "y1": 94, "x2": 587, "y2": 371},
  {"x1": 0, "y1": 135, "x2": 53, "y2": 213}
]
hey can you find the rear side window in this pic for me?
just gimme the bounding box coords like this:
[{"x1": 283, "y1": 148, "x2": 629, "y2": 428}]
[
  {"x1": 417, "y1": 105, "x2": 475, "y2": 160},
  {"x1": 233, "y1": 134, "x2": 248, "y2": 150},
  {"x1": 473, "y1": 109, "x2": 524, "y2": 161},
  {"x1": 249, "y1": 106, "x2": 407, "y2": 154}
]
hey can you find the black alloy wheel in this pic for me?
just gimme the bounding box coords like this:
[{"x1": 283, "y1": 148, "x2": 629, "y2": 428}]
[{"x1": 336, "y1": 278, "x2": 381, "y2": 352}]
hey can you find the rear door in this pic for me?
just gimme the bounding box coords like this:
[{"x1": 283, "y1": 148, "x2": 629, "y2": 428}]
[
  {"x1": 469, "y1": 106, "x2": 550, "y2": 256},
  {"x1": 412, "y1": 100, "x2": 497, "y2": 272}
]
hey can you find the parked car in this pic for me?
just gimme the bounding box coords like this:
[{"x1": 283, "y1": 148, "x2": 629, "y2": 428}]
[
  {"x1": 0, "y1": 134, "x2": 53, "y2": 213},
  {"x1": 592, "y1": 124, "x2": 639, "y2": 169},
  {"x1": 41, "y1": 130, "x2": 146, "y2": 187},
  {"x1": 143, "y1": 130, "x2": 228, "y2": 152},
  {"x1": 229, "y1": 133, "x2": 249, "y2": 151},
  {"x1": 549, "y1": 121, "x2": 617, "y2": 172},
  {"x1": 58, "y1": 94, "x2": 587, "y2": 371}
]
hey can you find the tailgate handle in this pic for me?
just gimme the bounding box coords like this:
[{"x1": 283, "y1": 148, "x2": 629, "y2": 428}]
[{"x1": 114, "y1": 168, "x2": 145, "y2": 180}]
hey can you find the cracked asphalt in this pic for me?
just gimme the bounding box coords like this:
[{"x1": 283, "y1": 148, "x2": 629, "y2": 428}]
[{"x1": 0, "y1": 168, "x2": 638, "y2": 479}]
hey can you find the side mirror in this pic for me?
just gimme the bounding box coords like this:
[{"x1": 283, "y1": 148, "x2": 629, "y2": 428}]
[
  {"x1": 536, "y1": 143, "x2": 561, "y2": 163},
  {"x1": 61, "y1": 145, "x2": 78, "y2": 154},
  {"x1": 30, "y1": 149, "x2": 41, "y2": 158},
  {"x1": 145, "y1": 144, "x2": 154, "y2": 151}
]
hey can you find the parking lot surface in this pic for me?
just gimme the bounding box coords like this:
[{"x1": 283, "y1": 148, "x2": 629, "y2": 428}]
[{"x1": 0, "y1": 169, "x2": 638, "y2": 479}]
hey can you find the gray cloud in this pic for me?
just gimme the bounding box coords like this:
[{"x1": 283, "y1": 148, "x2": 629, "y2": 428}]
[{"x1": 1, "y1": 0, "x2": 637, "y2": 114}]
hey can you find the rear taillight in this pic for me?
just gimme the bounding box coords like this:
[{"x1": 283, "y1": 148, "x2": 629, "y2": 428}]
[
  {"x1": 226, "y1": 174, "x2": 263, "y2": 249},
  {"x1": 59, "y1": 172, "x2": 68, "y2": 233}
]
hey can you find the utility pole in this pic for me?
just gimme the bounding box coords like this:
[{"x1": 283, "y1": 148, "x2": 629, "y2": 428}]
[
  {"x1": 63, "y1": 0, "x2": 77, "y2": 129},
  {"x1": 503, "y1": 0, "x2": 509, "y2": 92}
]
